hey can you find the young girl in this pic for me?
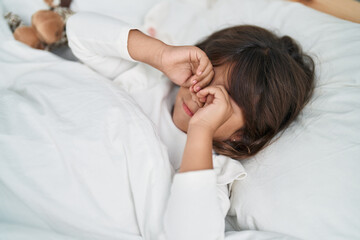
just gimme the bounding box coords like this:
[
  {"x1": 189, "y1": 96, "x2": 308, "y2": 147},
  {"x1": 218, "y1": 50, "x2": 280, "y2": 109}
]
[{"x1": 67, "y1": 12, "x2": 314, "y2": 239}]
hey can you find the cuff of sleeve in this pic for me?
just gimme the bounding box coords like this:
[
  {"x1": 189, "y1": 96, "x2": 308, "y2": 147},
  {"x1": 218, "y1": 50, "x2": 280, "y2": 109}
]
[
  {"x1": 117, "y1": 27, "x2": 137, "y2": 62},
  {"x1": 172, "y1": 169, "x2": 217, "y2": 189},
  {"x1": 164, "y1": 169, "x2": 223, "y2": 239}
]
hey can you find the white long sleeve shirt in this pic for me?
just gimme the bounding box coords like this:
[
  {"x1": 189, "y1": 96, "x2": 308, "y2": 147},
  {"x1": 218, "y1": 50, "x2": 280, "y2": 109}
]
[{"x1": 66, "y1": 12, "x2": 246, "y2": 240}]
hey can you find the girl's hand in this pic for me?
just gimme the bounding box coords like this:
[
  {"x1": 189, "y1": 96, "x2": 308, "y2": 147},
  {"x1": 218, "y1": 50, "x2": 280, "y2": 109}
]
[
  {"x1": 127, "y1": 30, "x2": 213, "y2": 91},
  {"x1": 159, "y1": 45, "x2": 214, "y2": 92},
  {"x1": 189, "y1": 85, "x2": 233, "y2": 135}
]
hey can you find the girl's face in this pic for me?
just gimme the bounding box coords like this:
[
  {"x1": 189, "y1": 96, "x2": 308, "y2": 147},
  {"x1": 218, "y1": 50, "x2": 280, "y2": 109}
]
[{"x1": 172, "y1": 65, "x2": 245, "y2": 141}]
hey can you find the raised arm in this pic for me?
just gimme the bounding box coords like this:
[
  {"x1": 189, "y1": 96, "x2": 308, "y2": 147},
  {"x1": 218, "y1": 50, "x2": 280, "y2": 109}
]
[
  {"x1": 67, "y1": 12, "x2": 214, "y2": 89},
  {"x1": 67, "y1": 12, "x2": 137, "y2": 80},
  {"x1": 127, "y1": 29, "x2": 214, "y2": 90},
  {"x1": 163, "y1": 85, "x2": 235, "y2": 240},
  {"x1": 180, "y1": 85, "x2": 233, "y2": 173}
]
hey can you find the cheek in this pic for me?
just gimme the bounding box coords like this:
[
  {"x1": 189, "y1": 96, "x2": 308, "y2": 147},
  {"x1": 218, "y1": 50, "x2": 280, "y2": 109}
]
[
  {"x1": 172, "y1": 90, "x2": 190, "y2": 133},
  {"x1": 173, "y1": 110, "x2": 188, "y2": 133}
]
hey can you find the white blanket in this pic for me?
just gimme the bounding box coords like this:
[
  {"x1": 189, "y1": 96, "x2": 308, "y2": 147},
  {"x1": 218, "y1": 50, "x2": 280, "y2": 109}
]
[{"x1": 0, "y1": 3, "x2": 174, "y2": 239}]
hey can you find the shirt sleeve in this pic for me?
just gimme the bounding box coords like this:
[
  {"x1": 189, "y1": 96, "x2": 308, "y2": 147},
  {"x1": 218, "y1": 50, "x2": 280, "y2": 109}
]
[
  {"x1": 66, "y1": 12, "x2": 137, "y2": 80},
  {"x1": 163, "y1": 170, "x2": 225, "y2": 240}
]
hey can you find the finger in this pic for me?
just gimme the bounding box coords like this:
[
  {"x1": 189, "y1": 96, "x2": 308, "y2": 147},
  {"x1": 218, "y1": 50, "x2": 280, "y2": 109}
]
[
  {"x1": 193, "y1": 67, "x2": 214, "y2": 92},
  {"x1": 216, "y1": 85, "x2": 230, "y2": 100},
  {"x1": 216, "y1": 85, "x2": 232, "y2": 104},
  {"x1": 201, "y1": 60, "x2": 213, "y2": 77},
  {"x1": 187, "y1": 64, "x2": 213, "y2": 91},
  {"x1": 195, "y1": 50, "x2": 211, "y2": 76},
  {"x1": 203, "y1": 94, "x2": 214, "y2": 107},
  {"x1": 182, "y1": 74, "x2": 198, "y2": 88},
  {"x1": 196, "y1": 85, "x2": 225, "y2": 99},
  {"x1": 198, "y1": 86, "x2": 232, "y2": 107},
  {"x1": 199, "y1": 96, "x2": 207, "y2": 102},
  {"x1": 194, "y1": 62, "x2": 212, "y2": 84},
  {"x1": 190, "y1": 90, "x2": 204, "y2": 108},
  {"x1": 216, "y1": 85, "x2": 233, "y2": 111}
]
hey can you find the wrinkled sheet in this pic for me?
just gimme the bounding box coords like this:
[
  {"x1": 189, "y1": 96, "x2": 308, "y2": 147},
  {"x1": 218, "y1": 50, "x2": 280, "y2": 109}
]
[{"x1": 0, "y1": 3, "x2": 174, "y2": 239}]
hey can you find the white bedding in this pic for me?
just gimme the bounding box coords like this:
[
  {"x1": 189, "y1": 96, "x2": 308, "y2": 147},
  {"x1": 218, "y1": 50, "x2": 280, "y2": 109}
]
[
  {"x1": 1, "y1": 0, "x2": 359, "y2": 239},
  {"x1": 0, "y1": 2, "x2": 175, "y2": 239}
]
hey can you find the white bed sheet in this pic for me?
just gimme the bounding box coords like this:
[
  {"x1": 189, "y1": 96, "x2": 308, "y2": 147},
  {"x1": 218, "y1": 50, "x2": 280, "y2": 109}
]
[{"x1": 0, "y1": 2, "x2": 175, "y2": 239}]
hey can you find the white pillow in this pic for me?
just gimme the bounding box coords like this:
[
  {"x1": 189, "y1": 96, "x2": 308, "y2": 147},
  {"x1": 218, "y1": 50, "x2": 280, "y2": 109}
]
[{"x1": 144, "y1": 0, "x2": 360, "y2": 239}]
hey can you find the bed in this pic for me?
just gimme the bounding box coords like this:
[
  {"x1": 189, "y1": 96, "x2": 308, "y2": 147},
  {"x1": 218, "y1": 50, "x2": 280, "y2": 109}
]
[{"x1": 1, "y1": 0, "x2": 359, "y2": 239}]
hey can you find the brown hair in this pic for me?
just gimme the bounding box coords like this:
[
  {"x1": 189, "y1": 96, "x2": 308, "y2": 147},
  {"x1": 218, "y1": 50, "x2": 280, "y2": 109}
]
[{"x1": 196, "y1": 25, "x2": 315, "y2": 160}]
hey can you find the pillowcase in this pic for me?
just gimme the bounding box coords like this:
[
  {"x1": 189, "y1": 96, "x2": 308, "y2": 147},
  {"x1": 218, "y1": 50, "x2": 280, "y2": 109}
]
[{"x1": 144, "y1": 0, "x2": 360, "y2": 239}]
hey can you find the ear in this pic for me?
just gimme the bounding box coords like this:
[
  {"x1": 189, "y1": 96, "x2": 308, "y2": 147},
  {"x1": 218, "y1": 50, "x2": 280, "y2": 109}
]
[{"x1": 229, "y1": 132, "x2": 242, "y2": 142}]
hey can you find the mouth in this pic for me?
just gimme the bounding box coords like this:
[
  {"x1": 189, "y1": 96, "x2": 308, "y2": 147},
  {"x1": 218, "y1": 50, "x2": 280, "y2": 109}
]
[{"x1": 182, "y1": 101, "x2": 194, "y2": 117}]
